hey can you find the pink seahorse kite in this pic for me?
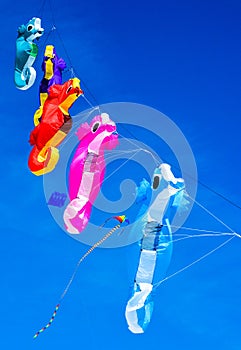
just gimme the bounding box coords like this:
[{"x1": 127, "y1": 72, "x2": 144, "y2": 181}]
[{"x1": 64, "y1": 113, "x2": 119, "y2": 234}]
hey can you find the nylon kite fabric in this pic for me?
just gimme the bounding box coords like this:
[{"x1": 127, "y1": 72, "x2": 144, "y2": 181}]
[
  {"x1": 33, "y1": 45, "x2": 67, "y2": 126},
  {"x1": 125, "y1": 163, "x2": 185, "y2": 333},
  {"x1": 14, "y1": 17, "x2": 44, "y2": 90},
  {"x1": 63, "y1": 113, "x2": 119, "y2": 234},
  {"x1": 28, "y1": 78, "x2": 83, "y2": 175}
]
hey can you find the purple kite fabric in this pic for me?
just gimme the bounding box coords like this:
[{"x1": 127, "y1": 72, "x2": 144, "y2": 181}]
[{"x1": 39, "y1": 45, "x2": 67, "y2": 95}]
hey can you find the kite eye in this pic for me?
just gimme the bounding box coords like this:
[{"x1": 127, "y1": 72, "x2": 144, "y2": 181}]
[
  {"x1": 27, "y1": 25, "x2": 34, "y2": 32},
  {"x1": 66, "y1": 86, "x2": 72, "y2": 93},
  {"x1": 91, "y1": 122, "x2": 100, "y2": 133},
  {"x1": 152, "y1": 175, "x2": 160, "y2": 190}
]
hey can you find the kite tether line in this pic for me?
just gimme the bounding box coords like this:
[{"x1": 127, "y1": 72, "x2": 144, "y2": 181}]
[
  {"x1": 152, "y1": 193, "x2": 240, "y2": 291},
  {"x1": 33, "y1": 215, "x2": 128, "y2": 339}
]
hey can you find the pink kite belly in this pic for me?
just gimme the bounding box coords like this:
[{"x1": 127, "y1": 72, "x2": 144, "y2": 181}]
[{"x1": 64, "y1": 152, "x2": 105, "y2": 234}]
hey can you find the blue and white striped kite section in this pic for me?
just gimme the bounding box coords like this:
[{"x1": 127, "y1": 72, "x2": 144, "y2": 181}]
[{"x1": 125, "y1": 163, "x2": 185, "y2": 334}]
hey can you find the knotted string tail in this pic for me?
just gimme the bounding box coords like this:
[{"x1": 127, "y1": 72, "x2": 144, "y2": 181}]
[{"x1": 33, "y1": 216, "x2": 127, "y2": 339}]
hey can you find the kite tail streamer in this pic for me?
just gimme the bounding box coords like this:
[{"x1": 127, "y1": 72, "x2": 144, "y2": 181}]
[
  {"x1": 33, "y1": 215, "x2": 128, "y2": 339},
  {"x1": 33, "y1": 304, "x2": 60, "y2": 339}
]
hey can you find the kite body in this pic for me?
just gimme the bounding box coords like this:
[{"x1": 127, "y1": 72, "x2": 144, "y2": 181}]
[
  {"x1": 14, "y1": 17, "x2": 44, "y2": 90},
  {"x1": 34, "y1": 45, "x2": 67, "y2": 126},
  {"x1": 64, "y1": 113, "x2": 119, "y2": 234},
  {"x1": 41, "y1": 45, "x2": 67, "y2": 87},
  {"x1": 125, "y1": 163, "x2": 185, "y2": 333},
  {"x1": 28, "y1": 78, "x2": 83, "y2": 176}
]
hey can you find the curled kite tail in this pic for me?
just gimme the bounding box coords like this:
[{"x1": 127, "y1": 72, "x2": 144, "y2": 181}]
[
  {"x1": 14, "y1": 67, "x2": 37, "y2": 90},
  {"x1": 28, "y1": 145, "x2": 59, "y2": 176},
  {"x1": 28, "y1": 128, "x2": 70, "y2": 176}
]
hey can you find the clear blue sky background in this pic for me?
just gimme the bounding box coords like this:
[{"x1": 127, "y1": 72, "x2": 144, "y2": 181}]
[{"x1": 1, "y1": 0, "x2": 241, "y2": 349}]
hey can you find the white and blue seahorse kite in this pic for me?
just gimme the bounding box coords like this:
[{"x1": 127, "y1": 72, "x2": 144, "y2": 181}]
[{"x1": 125, "y1": 163, "x2": 186, "y2": 334}]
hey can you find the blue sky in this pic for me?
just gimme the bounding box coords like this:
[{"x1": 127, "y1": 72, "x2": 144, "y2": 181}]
[{"x1": 1, "y1": 0, "x2": 241, "y2": 349}]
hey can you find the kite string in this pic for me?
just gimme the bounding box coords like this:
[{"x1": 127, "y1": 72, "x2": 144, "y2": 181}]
[
  {"x1": 85, "y1": 130, "x2": 162, "y2": 195},
  {"x1": 38, "y1": 0, "x2": 48, "y2": 20},
  {"x1": 40, "y1": 0, "x2": 101, "y2": 109},
  {"x1": 81, "y1": 94, "x2": 99, "y2": 111},
  {"x1": 85, "y1": 141, "x2": 161, "y2": 199},
  {"x1": 116, "y1": 129, "x2": 160, "y2": 166},
  {"x1": 153, "y1": 192, "x2": 240, "y2": 290},
  {"x1": 153, "y1": 235, "x2": 235, "y2": 290},
  {"x1": 171, "y1": 232, "x2": 237, "y2": 244},
  {"x1": 170, "y1": 225, "x2": 237, "y2": 235},
  {"x1": 57, "y1": 106, "x2": 100, "y2": 151},
  {"x1": 186, "y1": 193, "x2": 240, "y2": 238},
  {"x1": 139, "y1": 229, "x2": 240, "y2": 243},
  {"x1": 169, "y1": 224, "x2": 241, "y2": 243}
]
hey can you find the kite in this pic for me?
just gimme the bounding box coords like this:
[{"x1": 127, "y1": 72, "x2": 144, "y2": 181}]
[
  {"x1": 34, "y1": 45, "x2": 67, "y2": 126},
  {"x1": 125, "y1": 163, "x2": 185, "y2": 333},
  {"x1": 63, "y1": 113, "x2": 119, "y2": 234},
  {"x1": 14, "y1": 17, "x2": 44, "y2": 90},
  {"x1": 28, "y1": 77, "x2": 83, "y2": 176}
]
